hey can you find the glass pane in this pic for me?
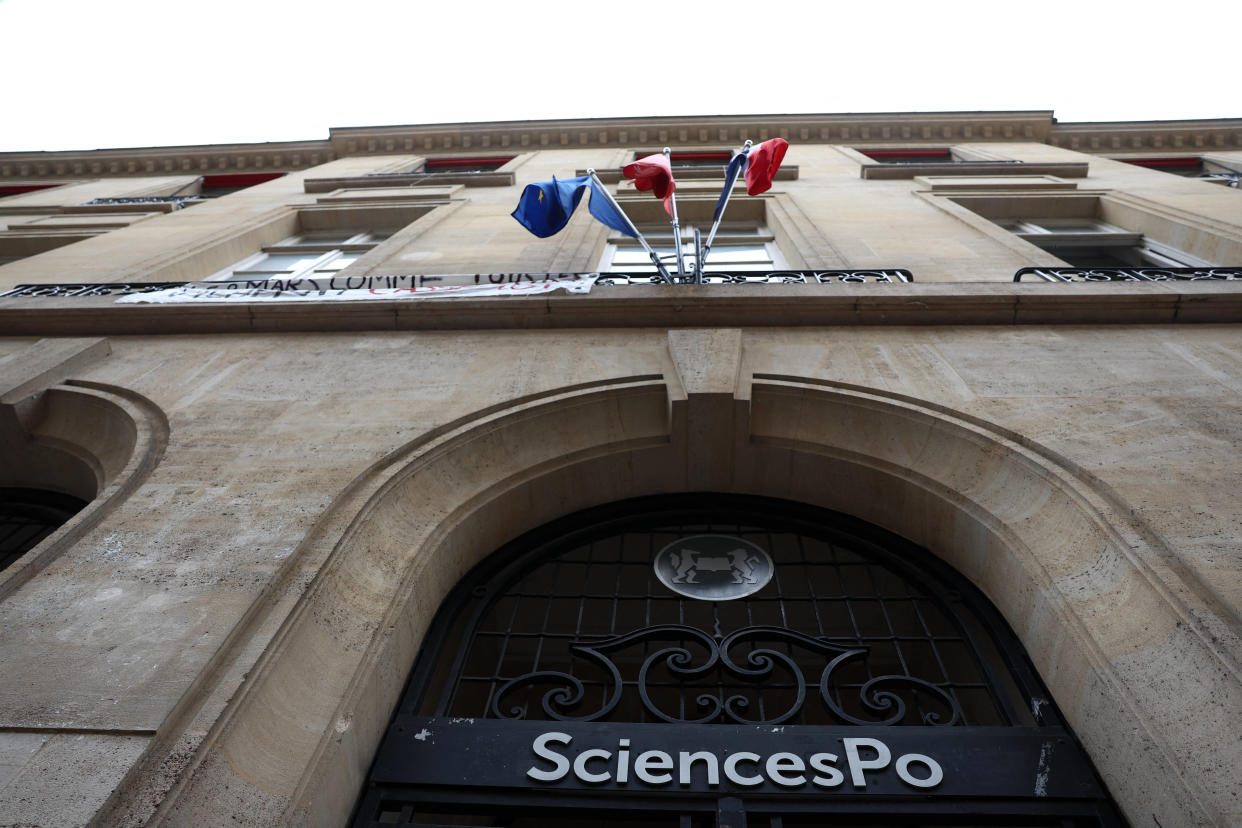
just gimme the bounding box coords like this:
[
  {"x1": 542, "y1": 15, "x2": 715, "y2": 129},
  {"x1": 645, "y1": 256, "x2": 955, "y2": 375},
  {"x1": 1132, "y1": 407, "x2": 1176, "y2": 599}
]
[
  {"x1": 244, "y1": 253, "x2": 324, "y2": 272},
  {"x1": 314, "y1": 255, "x2": 358, "y2": 272},
  {"x1": 279, "y1": 232, "x2": 356, "y2": 245},
  {"x1": 702, "y1": 245, "x2": 770, "y2": 262}
]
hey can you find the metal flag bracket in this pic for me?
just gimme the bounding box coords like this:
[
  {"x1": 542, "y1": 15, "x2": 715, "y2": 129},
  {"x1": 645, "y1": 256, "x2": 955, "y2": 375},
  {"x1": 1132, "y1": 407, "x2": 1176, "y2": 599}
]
[
  {"x1": 663, "y1": 147, "x2": 687, "y2": 283},
  {"x1": 700, "y1": 139, "x2": 753, "y2": 280},
  {"x1": 586, "y1": 168, "x2": 673, "y2": 284}
]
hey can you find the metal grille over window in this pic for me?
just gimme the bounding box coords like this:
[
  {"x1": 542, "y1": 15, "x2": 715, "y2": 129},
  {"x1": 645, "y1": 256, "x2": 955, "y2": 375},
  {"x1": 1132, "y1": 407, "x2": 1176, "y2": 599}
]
[
  {"x1": 0, "y1": 488, "x2": 87, "y2": 572},
  {"x1": 426, "y1": 507, "x2": 1030, "y2": 729},
  {"x1": 357, "y1": 497, "x2": 1122, "y2": 828}
]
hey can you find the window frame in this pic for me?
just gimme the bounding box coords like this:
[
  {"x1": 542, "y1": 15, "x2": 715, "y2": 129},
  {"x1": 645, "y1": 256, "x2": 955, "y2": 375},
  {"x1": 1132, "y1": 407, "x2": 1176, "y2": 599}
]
[
  {"x1": 204, "y1": 230, "x2": 393, "y2": 281},
  {"x1": 599, "y1": 223, "x2": 786, "y2": 274}
]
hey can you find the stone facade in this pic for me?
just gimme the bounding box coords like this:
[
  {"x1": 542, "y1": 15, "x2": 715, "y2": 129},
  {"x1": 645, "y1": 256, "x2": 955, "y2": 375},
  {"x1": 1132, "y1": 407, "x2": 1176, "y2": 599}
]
[{"x1": 0, "y1": 112, "x2": 1241, "y2": 827}]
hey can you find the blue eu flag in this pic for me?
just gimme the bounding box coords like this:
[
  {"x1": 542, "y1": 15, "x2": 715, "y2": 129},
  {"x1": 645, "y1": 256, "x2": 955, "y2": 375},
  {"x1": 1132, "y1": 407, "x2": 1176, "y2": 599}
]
[{"x1": 511, "y1": 176, "x2": 635, "y2": 238}]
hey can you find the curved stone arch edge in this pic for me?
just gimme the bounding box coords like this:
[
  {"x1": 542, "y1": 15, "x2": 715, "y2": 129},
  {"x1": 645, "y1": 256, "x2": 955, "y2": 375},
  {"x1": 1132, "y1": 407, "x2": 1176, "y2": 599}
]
[
  {"x1": 756, "y1": 372, "x2": 1242, "y2": 679},
  {"x1": 113, "y1": 375, "x2": 669, "y2": 827},
  {"x1": 140, "y1": 374, "x2": 1233, "y2": 828},
  {"x1": 0, "y1": 379, "x2": 169, "y2": 602}
]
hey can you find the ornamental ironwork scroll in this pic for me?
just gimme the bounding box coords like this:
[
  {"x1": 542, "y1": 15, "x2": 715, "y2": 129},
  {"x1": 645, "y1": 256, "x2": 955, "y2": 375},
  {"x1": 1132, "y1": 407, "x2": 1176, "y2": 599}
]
[
  {"x1": 1014, "y1": 266, "x2": 1242, "y2": 283},
  {"x1": 490, "y1": 624, "x2": 962, "y2": 728},
  {"x1": 0, "y1": 282, "x2": 187, "y2": 298},
  {"x1": 596, "y1": 269, "x2": 914, "y2": 285}
]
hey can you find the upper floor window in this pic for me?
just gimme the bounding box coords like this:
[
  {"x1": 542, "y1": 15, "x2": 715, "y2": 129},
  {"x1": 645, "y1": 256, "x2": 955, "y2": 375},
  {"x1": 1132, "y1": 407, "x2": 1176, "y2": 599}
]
[
  {"x1": 629, "y1": 150, "x2": 733, "y2": 169},
  {"x1": 855, "y1": 147, "x2": 1044, "y2": 180},
  {"x1": 205, "y1": 230, "x2": 391, "y2": 281},
  {"x1": 601, "y1": 224, "x2": 783, "y2": 274},
  {"x1": 198, "y1": 172, "x2": 287, "y2": 198},
  {"x1": 0, "y1": 184, "x2": 62, "y2": 198},
  {"x1": 1119, "y1": 156, "x2": 1242, "y2": 187},
  {"x1": 995, "y1": 217, "x2": 1210, "y2": 268},
  {"x1": 860, "y1": 148, "x2": 957, "y2": 164},
  {"x1": 422, "y1": 156, "x2": 513, "y2": 173}
]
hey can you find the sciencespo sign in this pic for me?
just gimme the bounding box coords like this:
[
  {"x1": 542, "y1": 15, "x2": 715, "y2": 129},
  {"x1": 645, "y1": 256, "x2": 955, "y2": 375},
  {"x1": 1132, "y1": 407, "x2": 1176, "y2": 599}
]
[{"x1": 370, "y1": 718, "x2": 1099, "y2": 801}]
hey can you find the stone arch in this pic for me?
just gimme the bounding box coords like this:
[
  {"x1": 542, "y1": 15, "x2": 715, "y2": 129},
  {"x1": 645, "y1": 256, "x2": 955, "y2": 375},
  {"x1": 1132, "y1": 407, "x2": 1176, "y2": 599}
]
[
  {"x1": 154, "y1": 336, "x2": 1239, "y2": 828},
  {"x1": 0, "y1": 380, "x2": 169, "y2": 598}
]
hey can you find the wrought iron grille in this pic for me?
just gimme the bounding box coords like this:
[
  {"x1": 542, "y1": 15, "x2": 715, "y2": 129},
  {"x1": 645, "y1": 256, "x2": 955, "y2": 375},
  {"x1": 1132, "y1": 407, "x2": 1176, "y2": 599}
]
[
  {"x1": 414, "y1": 499, "x2": 1037, "y2": 729},
  {"x1": 596, "y1": 270, "x2": 913, "y2": 285},
  {"x1": 1014, "y1": 266, "x2": 1242, "y2": 282},
  {"x1": 82, "y1": 196, "x2": 203, "y2": 209},
  {"x1": 0, "y1": 282, "x2": 186, "y2": 298},
  {"x1": 0, "y1": 488, "x2": 86, "y2": 572},
  {"x1": 359, "y1": 496, "x2": 1123, "y2": 828},
  {"x1": 1, "y1": 271, "x2": 913, "y2": 298}
]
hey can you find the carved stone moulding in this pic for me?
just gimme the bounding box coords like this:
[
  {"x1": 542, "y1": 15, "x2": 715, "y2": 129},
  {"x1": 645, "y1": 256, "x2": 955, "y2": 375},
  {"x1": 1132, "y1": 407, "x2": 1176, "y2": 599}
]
[
  {"x1": 1050, "y1": 120, "x2": 1242, "y2": 153},
  {"x1": 0, "y1": 141, "x2": 335, "y2": 180}
]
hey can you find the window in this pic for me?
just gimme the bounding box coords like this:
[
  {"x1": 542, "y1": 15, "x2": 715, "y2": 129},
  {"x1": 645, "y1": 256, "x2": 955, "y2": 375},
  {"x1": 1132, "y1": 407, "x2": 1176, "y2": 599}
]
[
  {"x1": 0, "y1": 489, "x2": 86, "y2": 573},
  {"x1": 1119, "y1": 156, "x2": 1242, "y2": 188},
  {"x1": 601, "y1": 224, "x2": 782, "y2": 274},
  {"x1": 630, "y1": 150, "x2": 733, "y2": 169},
  {"x1": 354, "y1": 496, "x2": 1123, "y2": 827},
  {"x1": 855, "y1": 147, "x2": 1081, "y2": 180},
  {"x1": 1121, "y1": 156, "x2": 1204, "y2": 177},
  {"x1": 205, "y1": 230, "x2": 391, "y2": 281},
  {"x1": 198, "y1": 172, "x2": 286, "y2": 198},
  {"x1": 0, "y1": 184, "x2": 62, "y2": 198},
  {"x1": 422, "y1": 156, "x2": 512, "y2": 173},
  {"x1": 860, "y1": 148, "x2": 958, "y2": 163},
  {"x1": 995, "y1": 217, "x2": 1210, "y2": 268}
]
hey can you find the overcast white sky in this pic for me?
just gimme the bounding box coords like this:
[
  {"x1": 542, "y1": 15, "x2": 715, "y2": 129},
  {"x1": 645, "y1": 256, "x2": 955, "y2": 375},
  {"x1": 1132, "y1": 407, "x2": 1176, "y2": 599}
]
[{"x1": 0, "y1": 0, "x2": 1235, "y2": 153}]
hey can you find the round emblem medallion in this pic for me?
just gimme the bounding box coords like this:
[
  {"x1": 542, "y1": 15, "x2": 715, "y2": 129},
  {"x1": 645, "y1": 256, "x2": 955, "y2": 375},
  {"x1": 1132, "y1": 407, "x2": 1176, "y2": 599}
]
[{"x1": 653, "y1": 534, "x2": 774, "y2": 601}]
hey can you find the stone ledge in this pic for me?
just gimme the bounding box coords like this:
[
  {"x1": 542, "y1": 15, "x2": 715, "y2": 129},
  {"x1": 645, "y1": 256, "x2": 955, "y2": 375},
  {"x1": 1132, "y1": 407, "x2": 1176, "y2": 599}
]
[{"x1": 1, "y1": 283, "x2": 1240, "y2": 335}]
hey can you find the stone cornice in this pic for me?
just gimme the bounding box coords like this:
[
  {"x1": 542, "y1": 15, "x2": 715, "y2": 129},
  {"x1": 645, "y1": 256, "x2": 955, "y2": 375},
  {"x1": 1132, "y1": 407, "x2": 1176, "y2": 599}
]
[
  {"x1": 0, "y1": 140, "x2": 334, "y2": 180},
  {"x1": 2, "y1": 282, "x2": 1240, "y2": 334},
  {"x1": 327, "y1": 111, "x2": 1057, "y2": 155},
  {"x1": 3, "y1": 113, "x2": 1242, "y2": 180},
  {"x1": 1049, "y1": 118, "x2": 1242, "y2": 153}
]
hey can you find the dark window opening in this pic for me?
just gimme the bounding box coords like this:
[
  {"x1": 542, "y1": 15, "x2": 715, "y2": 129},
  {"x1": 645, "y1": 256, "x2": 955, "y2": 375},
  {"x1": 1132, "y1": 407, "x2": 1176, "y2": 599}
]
[
  {"x1": 631, "y1": 151, "x2": 735, "y2": 169},
  {"x1": 355, "y1": 496, "x2": 1124, "y2": 828},
  {"x1": 423, "y1": 157, "x2": 513, "y2": 173},
  {"x1": 860, "y1": 149, "x2": 954, "y2": 163},
  {"x1": 0, "y1": 488, "x2": 87, "y2": 572},
  {"x1": 1120, "y1": 157, "x2": 1203, "y2": 177},
  {"x1": 199, "y1": 172, "x2": 287, "y2": 198},
  {"x1": 0, "y1": 184, "x2": 62, "y2": 197}
]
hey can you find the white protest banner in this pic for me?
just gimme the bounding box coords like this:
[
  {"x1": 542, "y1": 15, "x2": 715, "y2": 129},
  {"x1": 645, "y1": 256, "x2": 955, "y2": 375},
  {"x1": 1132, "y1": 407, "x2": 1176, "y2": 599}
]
[{"x1": 116, "y1": 274, "x2": 599, "y2": 304}]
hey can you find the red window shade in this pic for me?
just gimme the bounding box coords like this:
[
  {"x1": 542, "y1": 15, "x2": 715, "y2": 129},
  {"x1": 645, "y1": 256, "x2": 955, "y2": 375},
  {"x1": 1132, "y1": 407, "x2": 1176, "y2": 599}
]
[
  {"x1": 1123, "y1": 157, "x2": 1201, "y2": 169},
  {"x1": 669, "y1": 151, "x2": 732, "y2": 162},
  {"x1": 0, "y1": 184, "x2": 59, "y2": 195},
  {"x1": 424, "y1": 157, "x2": 513, "y2": 170},
  {"x1": 201, "y1": 172, "x2": 286, "y2": 189},
  {"x1": 861, "y1": 149, "x2": 952, "y2": 161}
]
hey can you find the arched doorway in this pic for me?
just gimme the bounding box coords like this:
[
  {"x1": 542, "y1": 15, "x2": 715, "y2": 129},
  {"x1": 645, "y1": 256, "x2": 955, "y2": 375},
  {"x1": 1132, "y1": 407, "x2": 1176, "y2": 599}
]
[
  {"x1": 354, "y1": 495, "x2": 1122, "y2": 827},
  {"x1": 164, "y1": 373, "x2": 1230, "y2": 826}
]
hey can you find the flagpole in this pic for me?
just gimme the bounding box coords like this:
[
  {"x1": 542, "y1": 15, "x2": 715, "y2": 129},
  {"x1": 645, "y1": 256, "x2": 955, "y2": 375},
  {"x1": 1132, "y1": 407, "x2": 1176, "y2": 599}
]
[
  {"x1": 586, "y1": 169, "x2": 672, "y2": 283},
  {"x1": 693, "y1": 227, "x2": 703, "y2": 284},
  {"x1": 702, "y1": 139, "x2": 752, "y2": 266},
  {"x1": 663, "y1": 148, "x2": 686, "y2": 283}
]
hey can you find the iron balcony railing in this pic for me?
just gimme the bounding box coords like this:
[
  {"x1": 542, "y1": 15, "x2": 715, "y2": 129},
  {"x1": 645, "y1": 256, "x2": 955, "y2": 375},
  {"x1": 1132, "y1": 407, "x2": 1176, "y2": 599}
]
[
  {"x1": 598, "y1": 269, "x2": 913, "y2": 285},
  {"x1": 82, "y1": 196, "x2": 204, "y2": 209},
  {"x1": 1014, "y1": 266, "x2": 1242, "y2": 282},
  {"x1": 0, "y1": 271, "x2": 914, "y2": 298}
]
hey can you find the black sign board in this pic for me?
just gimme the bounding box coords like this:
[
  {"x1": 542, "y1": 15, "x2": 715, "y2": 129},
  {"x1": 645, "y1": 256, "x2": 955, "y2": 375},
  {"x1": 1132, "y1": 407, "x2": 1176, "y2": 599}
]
[{"x1": 373, "y1": 716, "x2": 1103, "y2": 802}]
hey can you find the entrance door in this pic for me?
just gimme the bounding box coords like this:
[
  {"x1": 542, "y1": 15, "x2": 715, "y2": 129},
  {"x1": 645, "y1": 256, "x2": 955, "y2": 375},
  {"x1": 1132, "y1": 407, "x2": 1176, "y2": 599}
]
[{"x1": 354, "y1": 496, "x2": 1123, "y2": 827}]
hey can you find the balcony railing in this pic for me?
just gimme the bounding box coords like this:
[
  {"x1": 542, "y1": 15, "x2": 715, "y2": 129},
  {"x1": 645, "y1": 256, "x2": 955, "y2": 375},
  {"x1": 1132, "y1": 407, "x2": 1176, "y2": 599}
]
[
  {"x1": 82, "y1": 196, "x2": 203, "y2": 209},
  {"x1": 597, "y1": 269, "x2": 913, "y2": 285},
  {"x1": 1014, "y1": 267, "x2": 1242, "y2": 282}
]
